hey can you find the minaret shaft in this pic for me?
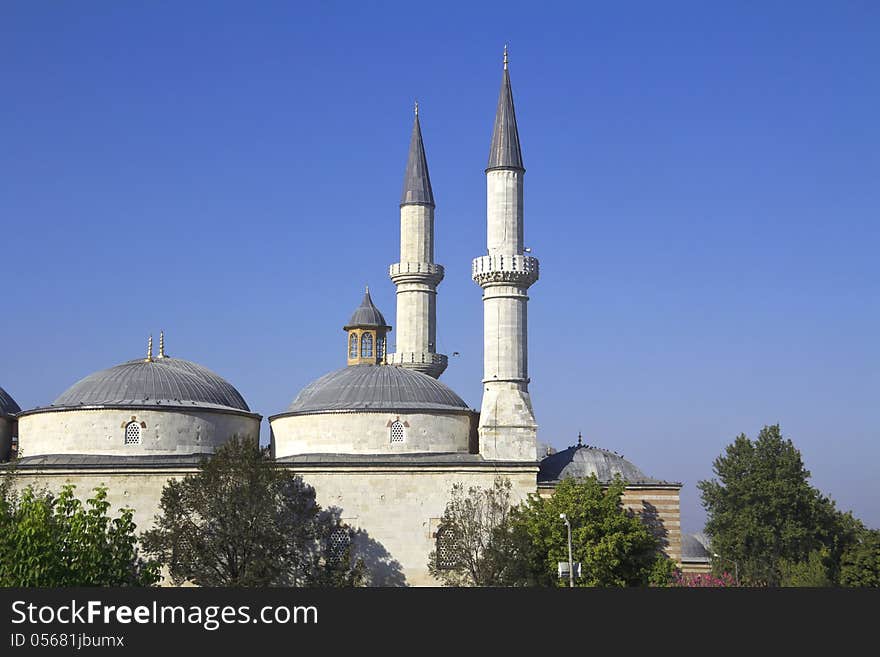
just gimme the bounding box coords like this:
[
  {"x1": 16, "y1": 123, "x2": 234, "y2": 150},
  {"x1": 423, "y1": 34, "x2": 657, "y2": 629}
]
[
  {"x1": 388, "y1": 111, "x2": 447, "y2": 378},
  {"x1": 487, "y1": 169, "x2": 524, "y2": 255}
]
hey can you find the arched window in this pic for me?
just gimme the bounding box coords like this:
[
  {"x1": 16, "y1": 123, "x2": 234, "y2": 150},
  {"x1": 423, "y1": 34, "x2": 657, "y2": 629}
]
[
  {"x1": 124, "y1": 421, "x2": 141, "y2": 445},
  {"x1": 435, "y1": 526, "x2": 456, "y2": 570},
  {"x1": 360, "y1": 332, "x2": 373, "y2": 358},
  {"x1": 377, "y1": 335, "x2": 385, "y2": 360},
  {"x1": 390, "y1": 420, "x2": 405, "y2": 443},
  {"x1": 328, "y1": 527, "x2": 351, "y2": 565},
  {"x1": 349, "y1": 333, "x2": 358, "y2": 359}
]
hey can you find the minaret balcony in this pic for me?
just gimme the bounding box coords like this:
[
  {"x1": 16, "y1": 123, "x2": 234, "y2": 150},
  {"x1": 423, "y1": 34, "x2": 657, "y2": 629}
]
[
  {"x1": 472, "y1": 254, "x2": 539, "y2": 288},
  {"x1": 386, "y1": 352, "x2": 448, "y2": 378},
  {"x1": 389, "y1": 261, "x2": 445, "y2": 286}
]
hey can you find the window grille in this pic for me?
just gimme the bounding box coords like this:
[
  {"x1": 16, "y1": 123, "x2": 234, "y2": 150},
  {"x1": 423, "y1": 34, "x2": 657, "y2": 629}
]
[
  {"x1": 328, "y1": 528, "x2": 351, "y2": 565},
  {"x1": 124, "y1": 421, "x2": 141, "y2": 445},
  {"x1": 349, "y1": 333, "x2": 358, "y2": 359},
  {"x1": 361, "y1": 332, "x2": 373, "y2": 358},
  {"x1": 390, "y1": 420, "x2": 405, "y2": 443},
  {"x1": 436, "y1": 526, "x2": 457, "y2": 569}
]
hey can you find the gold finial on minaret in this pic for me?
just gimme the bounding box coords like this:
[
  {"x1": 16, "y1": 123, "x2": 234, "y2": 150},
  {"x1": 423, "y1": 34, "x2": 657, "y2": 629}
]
[
  {"x1": 146, "y1": 335, "x2": 153, "y2": 362},
  {"x1": 577, "y1": 431, "x2": 583, "y2": 447},
  {"x1": 158, "y1": 330, "x2": 166, "y2": 358},
  {"x1": 414, "y1": 99, "x2": 419, "y2": 117},
  {"x1": 503, "y1": 44, "x2": 509, "y2": 70}
]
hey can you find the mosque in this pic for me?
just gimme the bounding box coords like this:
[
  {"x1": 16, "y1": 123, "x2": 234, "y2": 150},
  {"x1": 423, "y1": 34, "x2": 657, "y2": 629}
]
[{"x1": 1, "y1": 51, "x2": 683, "y2": 585}]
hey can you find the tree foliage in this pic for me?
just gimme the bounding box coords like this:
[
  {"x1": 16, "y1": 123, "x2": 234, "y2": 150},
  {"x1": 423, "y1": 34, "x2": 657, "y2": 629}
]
[
  {"x1": 427, "y1": 477, "x2": 515, "y2": 586},
  {"x1": 428, "y1": 475, "x2": 673, "y2": 587},
  {"x1": 506, "y1": 476, "x2": 672, "y2": 587},
  {"x1": 141, "y1": 437, "x2": 363, "y2": 586},
  {"x1": 0, "y1": 484, "x2": 159, "y2": 586},
  {"x1": 839, "y1": 529, "x2": 880, "y2": 587},
  {"x1": 698, "y1": 424, "x2": 860, "y2": 586}
]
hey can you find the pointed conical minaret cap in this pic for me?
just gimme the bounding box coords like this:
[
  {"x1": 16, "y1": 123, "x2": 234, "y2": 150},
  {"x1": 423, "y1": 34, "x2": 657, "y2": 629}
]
[
  {"x1": 344, "y1": 287, "x2": 391, "y2": 330},
  {"x1": 487, "y1": 44, "x2": 524, "y2": 172},
  {"x1": 400, "y1": 101, "x2": 435, "y2": 206}
]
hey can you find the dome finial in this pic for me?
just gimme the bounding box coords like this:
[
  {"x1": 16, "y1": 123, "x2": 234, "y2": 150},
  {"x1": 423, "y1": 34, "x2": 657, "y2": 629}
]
[
  {"x1": 577, "y1": 431, "x2": 583, "y2": 447},
  {"x1": 158, "y1": 330, "x2": 166, "y2": 358},
  {"x1": 365, "y1": 284, "x2": 370, "y2": 295},
  {"x1": 146, "y1": 335, "x2": 153, "y2": 362},
  {"x1": 414, "y1": 99, "x2": 419, "y2": 117},
  {"x1": 503, "y1": 43, "x2": 508, "y2": 70}
]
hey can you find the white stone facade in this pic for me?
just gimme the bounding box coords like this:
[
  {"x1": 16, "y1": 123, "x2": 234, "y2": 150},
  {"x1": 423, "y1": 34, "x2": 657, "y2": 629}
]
[
  {"x1": 281, "y1": 464, "x2": 538, "y2": 586},
  {"x1": 17, "y1": 408, "x2": 260, "y2": 458},
  {"x1": 270, "y1": 410, "x2": 476, "y2": 457}
]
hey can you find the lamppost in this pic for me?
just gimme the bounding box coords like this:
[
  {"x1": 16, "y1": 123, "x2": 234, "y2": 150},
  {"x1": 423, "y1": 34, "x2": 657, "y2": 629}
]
[
  {"x1": 713, "y1": 552, "x2": 740, "y2": 586},
  {"x1": 560, "y1": 513, "x2": 574, "y2": 588}
]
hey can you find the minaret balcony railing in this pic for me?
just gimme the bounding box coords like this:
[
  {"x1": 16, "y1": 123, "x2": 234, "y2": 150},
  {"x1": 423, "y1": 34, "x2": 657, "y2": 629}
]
[
  {"x1": 389, "y1": 261, "x2": 445, "y2": 286},
  {"x1": 385, "y1": 352, "x2": 448, "y2": 378},
  {"x1": 472, "y1": 254, "x2": 539, "y2": 288}
]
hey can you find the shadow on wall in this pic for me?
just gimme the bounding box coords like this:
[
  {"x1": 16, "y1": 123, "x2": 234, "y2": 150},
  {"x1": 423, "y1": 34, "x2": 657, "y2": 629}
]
[
  {"x1": 639, "y1": 501, "x2": 669, "y2": 550},
  {"x1": 352, "y1": 527, "x2": 407, "y2": 587}
]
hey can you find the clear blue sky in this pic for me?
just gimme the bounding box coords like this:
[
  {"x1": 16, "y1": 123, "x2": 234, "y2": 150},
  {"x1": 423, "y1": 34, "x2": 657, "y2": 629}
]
[{"x1": 1, "y1": 2, "x2": 878, "y2": 533}]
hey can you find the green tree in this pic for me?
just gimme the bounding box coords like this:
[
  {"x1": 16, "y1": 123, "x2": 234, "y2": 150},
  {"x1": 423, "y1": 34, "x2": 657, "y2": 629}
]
[
  {"x1": 0, "y1": 484, "x2": 159, "y2": 586},
  {"x1": 698, "y1": 424, "x2": 855, "y2": 586},
  {"x1": 779, "y1": 549, "x2": 833, "y2": 587},
  {"x1": 427, "y1": 477, "x2": 516, "y2": 586},
  {"x1": 141, "y1": 437, "x2": 363, "y2": 586},
  {"x1": 506, "y1": 476, "x2": 672, "y2": 587},
  {"x1": 839, "y1": 529, "x2": 880, "y2": 587}
]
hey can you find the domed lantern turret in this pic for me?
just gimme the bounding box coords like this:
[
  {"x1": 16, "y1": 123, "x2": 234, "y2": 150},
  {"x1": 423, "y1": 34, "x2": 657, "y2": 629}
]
[{"x1": 344, "y1": 287, "x2": 391, "y2": 366}]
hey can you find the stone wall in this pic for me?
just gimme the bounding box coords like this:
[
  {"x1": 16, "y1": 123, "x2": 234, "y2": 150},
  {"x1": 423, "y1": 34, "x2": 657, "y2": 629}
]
[
  {"x1": 9, "y1": 463, "x2": 537, "y2": 587},
  {"x1": 538, "y1": 484, "x2": 682, "y2": 564},
  {"x1": 271, "y1": 410, "x2": 476, "y2": 456},
  {"x1": 10, "y1": 469, "x2": 187, "y2": 537},
  {"x1": 286, "y1": 464, "x2": 538, "y2": 586},
  {"x1": 17, "y1": 408, "x2": 260, "y2": 458}
]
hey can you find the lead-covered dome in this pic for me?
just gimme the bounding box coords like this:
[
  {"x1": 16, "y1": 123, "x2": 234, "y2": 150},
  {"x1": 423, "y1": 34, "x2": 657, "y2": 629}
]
[
  {"x1": 0, "y1": 385, "x2": 20, "y2": 417},
  {"x1": 50, "y1": 356, "x2": 250, "y2": 413},
  {"x1": 538, "y1": 442, "x2": 663, "y2": 485},
  {"x1": 281, "y1": 365, "x2": 468, "y2": 415},
  {"x1": 344, "y1": 289, "x2": 390, "y2": 330}
]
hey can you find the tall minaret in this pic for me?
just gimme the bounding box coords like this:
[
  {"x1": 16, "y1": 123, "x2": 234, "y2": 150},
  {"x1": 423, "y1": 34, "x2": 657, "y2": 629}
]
[
  {"x1": 472, "y1": 47, "x2": 539, "y2": 461},
  {"x1": 388, "y1": 102, "x2": 448, "y2": 378}
]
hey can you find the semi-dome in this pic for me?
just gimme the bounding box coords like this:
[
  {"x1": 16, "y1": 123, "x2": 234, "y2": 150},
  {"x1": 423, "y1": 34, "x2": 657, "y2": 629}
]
[
  {"x1": 279, "y1": 364, "x2": 469, "y2": 415},
  {"x1": 0, "y1": 385, "x2": 20, "y2": 417},
  {"x1": 48, "y1": 356, "x2": 251, "y2": 413},
  {"x1": 538, "y1": 441, "x2": 663, "y2": 485},
  {"x1": 344, "y1": 288, "x2": 390, "y2": 329}
]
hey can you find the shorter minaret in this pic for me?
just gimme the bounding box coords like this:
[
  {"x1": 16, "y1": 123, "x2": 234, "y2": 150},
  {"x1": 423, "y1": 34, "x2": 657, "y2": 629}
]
[
  {"x1": 387, "y1": 102, "x2": 448, "y2": 378},
  {"x1": 344, "y1": 288, "x2": 392, "y2": 366}
]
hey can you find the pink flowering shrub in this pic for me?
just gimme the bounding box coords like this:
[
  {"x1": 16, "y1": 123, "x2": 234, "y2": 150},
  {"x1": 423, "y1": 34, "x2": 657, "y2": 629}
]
[{"x1": 669, "y1": 571, "x2": 737, "y2": 587}]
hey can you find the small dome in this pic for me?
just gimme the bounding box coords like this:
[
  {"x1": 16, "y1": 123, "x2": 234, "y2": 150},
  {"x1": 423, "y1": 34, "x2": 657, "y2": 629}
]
[
  {"x1": 281, "y1": 365, "x2": 468, "y2": 415},
  {"x1": 0, "y1": 385, "x2": 20, "y2": 417},
  {"x1": 538, "y1": 443, "x2": 661, "y2": 484},
  {"x1": 344, "y1": 289, "x2": 389, "y2": 329},
  {"x1": 49, "y1": 356, "x2": 251, "y2": 413}
]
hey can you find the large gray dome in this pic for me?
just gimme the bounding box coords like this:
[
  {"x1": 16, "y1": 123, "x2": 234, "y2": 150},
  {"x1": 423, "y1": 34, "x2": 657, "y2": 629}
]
[
  {"x1": 280, "y1": 365, "x2": 469, "y2": 415},
  {"x1": 47, "y1": 356, "x2": 251, "y2": 413},
  {"x1": 538, "y1": 443, "x2": 662, "y2": 485},
  {"x1": 0, "y1": 385, "x2": 20, "y2": 417}
]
